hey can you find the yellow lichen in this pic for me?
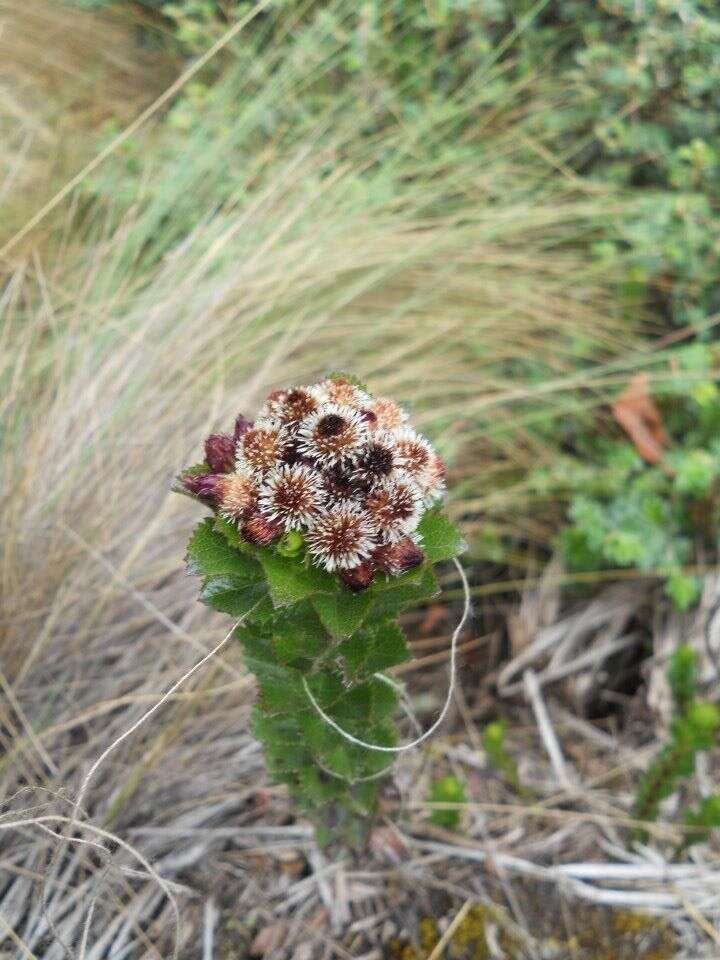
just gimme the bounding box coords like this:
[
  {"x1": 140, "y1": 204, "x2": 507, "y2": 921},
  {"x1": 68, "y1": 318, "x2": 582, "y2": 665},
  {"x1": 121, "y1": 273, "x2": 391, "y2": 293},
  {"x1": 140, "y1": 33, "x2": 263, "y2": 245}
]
[
  {"x1": 419, "y1": 918, "x2": 440, "y2": 953},
  {"x1": 448, "y1": 906, "x2": 489, "y2": 960},
  {"x1": 383, "y1": 904, "x2": 677, "y2": 960}
]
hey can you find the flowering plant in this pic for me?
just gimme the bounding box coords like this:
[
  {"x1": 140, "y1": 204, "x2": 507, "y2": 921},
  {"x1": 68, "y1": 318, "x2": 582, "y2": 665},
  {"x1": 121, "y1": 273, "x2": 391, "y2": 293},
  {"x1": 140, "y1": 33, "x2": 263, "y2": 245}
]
[{"x1": 177, "y1": 375, "x2": 465, "y2": 850}]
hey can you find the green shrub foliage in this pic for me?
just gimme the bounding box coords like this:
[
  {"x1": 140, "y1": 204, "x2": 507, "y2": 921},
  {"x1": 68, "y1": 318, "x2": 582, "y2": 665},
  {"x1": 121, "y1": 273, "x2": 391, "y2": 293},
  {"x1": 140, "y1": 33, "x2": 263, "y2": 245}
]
[
  {"x1": 76, "y1": 0, "x2": 720, "y2": 328},
  {"x1": 633, "y1": 645, "x2": 720, "y2": 848},
  {"x1": 528, "y1": 346, "x2": 720, "y2": 609},
  {"x1": 428, "y1": 774, "x2": 467, "y2": 831},
  {"x1": 482, "y1": 720, "x2": 534, "y2": 800}
]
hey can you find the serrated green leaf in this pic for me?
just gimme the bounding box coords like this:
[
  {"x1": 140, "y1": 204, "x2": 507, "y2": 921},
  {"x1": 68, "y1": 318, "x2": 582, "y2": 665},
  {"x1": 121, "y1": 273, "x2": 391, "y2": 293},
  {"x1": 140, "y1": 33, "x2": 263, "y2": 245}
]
[
  {"x1": 237, "y1": 629, "x2": 277, "y2": 666},
  {"x1": 200, "y1": 576, "x2": 266, "y2": 616},
  {"x1": 417, "y1": 509, "x2": 466, "y2": 563},
  {"x1": 340, "y1": 621, "x2": 410, "y2": 675},
  {"x1": 187, "y1": 518, "x2": 261, "y2": 580},
  {"x1": 213, "y1": 515, "x2": 240, "y2": 546},
  {"x1": 368, "y1": 564, "x2": 440, "y2": 619},
  {"x1": 312, "y1": 591, "x2": 373, "y2": 637},
  {"x1": 272, "y1": 601, "x2": 327, "y2": 661},
  {"x1": 259, "y1": 671, "x2": 307, "y2": 712},
  {"x1": 259, "y1": 550, "x2": 336, "y2": 606}
]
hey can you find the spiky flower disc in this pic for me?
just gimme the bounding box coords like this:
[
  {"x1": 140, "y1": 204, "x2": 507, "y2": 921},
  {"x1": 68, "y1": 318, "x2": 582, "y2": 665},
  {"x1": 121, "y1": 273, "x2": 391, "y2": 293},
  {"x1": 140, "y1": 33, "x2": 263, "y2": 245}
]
[
  {"x1": 417, "y1": 452, "x2": 447, "y2": 506},
  {"x1": 259, "y1": 463, "x2": 323, "y2": 530},
  {"x1": 372, "y1": 396, "x2": 408, "y2": 431},
  {"x1": 218, "y1": 469, "x2": 259, "y2": 520},
  {"x1": 298, "y1": 403, "x2": 368, "y2": 466},
  {"x1": 364, "y1": 471, "x2": 423, "y2": 542},
  {"x1": 317, "y1": 377, "x2": 371, "y2": 409},
  {"x1": 393, "y1": 427, "x2": 433, "y2": 479},
  {"x1": 321, "y1": 464, "x2": 360, "y2": 506},
  {"x1": 353, "y1": 430, "x2": 398, "y2": 487},
  {"x1": 238, "y1": 422, "x2": 287, "y2": 473},
  {"x1": 275, "y1": 387, "x2": 322, "y2": 428},
  {"x1": 305, "y1": 503, "x2": 375, "y2": 571}
]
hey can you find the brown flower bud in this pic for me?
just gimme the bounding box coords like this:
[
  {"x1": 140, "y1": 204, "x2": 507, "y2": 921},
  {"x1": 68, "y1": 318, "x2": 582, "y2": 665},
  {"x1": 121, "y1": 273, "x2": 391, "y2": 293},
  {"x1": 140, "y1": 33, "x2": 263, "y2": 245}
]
[
  {"x1": 234, "y1": 415, "x2": 253, "y2": 440},
  {"x1": 241, "y1": 511, "x2": 282, "y2": 546},
  {"x1": 182, "y1": 473, "x2": 224, "y2": 505},
  {"x1": 339, "y1": 560, "x2": 376, "y2": 592},
  {"x1": 204, "y1": 433, "x2": 236, "y2": 473},
  {"x1": 374, "y1": 538, "x2": 424, "y2": 575}
]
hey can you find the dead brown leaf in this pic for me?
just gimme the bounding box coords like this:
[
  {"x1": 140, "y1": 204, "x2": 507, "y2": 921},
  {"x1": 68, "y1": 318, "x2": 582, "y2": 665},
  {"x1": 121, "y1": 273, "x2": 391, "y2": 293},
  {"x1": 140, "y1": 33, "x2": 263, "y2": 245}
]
[
  {"x1": 611, "y1": 372, "x2": 667, "y2": 464},
  {"x1": 249, "y1": 921, "x2": 287, "y2": 957}
]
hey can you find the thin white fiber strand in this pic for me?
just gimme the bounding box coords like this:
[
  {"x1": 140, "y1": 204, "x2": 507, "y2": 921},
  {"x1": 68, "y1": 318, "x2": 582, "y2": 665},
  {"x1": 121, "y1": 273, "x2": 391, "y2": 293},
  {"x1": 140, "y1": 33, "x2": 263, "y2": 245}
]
[{"x1": 302, "y1": 557, "x2": 471, "y2": 753}]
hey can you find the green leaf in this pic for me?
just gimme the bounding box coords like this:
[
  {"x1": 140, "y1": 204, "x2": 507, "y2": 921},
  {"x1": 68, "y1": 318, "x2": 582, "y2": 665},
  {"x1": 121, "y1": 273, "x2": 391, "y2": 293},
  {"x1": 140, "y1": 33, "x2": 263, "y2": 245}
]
[
  {"x1": 272, "y1": 601, "x2": 327, "y2": 662},
  {"x1": 368, "y1": 564, "x2": 440, "y2": 620},
  {"x1": 183, "y1": 461, "x2": 210, "y2": 476},
  {"x1": 417, "y1": 509, "x2": 466, "y2": 563},
  {"x1": 312, "y1": 591, "x2": 373, "y2": 637},
  {"x1": 200, "y1": 576, "x2": 265, "y2": 616},
  {"x1": 187, "y1": 518, "x2": 261, "y2": 580},
  {"x1": 213, "y1": 515, "x2": 245, "y2": 549},
  {"x1": 665, "y1": 572, "x2": 701, "y2": 611},
  {"x1": 429, "y1": 775, "x2": 467, "y2": 831},
  {"x1": 340, "y1": 621, "x2": 410, "y2": 675},
  {"x1": 670, "y1": 449, "x2": 718, "y2": 497},
  {"x1": 259, "y1": 551, "x2": 336, "y2": 606}
]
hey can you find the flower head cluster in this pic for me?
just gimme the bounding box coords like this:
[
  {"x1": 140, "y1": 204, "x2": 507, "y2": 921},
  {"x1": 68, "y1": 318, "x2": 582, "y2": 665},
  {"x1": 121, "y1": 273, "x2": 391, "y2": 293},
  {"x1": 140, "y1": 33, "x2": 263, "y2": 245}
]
[{"x1": 182, "y1": 377, "x2": 446, "y2": 590}]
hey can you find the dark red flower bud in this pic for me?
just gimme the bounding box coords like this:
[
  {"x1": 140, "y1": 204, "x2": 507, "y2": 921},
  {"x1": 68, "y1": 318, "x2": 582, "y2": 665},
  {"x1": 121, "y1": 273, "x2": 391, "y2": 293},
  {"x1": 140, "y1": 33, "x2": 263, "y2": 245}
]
[
  {"x1": 241, "y1": 511, "x2": 282, "y2": 547},
  {"x1": 234, "y1": 415, "x2": 253, "y2": 440},
  {"x1": 340, "y1": 560, "x2": 376, "y2": 592},
  {"x1": 183, "y1": 472, "x2": 224, "y2": 505},
  {"x1": 374, "y1": 538, "x2": 424, "y2": 575},
  {"x1": 204, "y1": 434, "x2": 236, "y2": 473},
  {"x1": 359, "y1": 408, "x2": 378, "y2": 427}
]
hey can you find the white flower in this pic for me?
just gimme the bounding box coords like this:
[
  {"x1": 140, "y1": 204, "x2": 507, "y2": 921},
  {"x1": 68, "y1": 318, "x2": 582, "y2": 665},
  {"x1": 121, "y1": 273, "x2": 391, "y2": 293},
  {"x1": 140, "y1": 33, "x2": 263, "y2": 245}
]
[
  {"x1": 371, "y1": 396, "x2": 409, "y2": 430},
  {"x1": 391, "y1": 427, "x2": 433, "y2": 480},
  {"x1": 217, "y1": 468, "x2": 259, "y2": 521},
  {"x1": 364, "y1": 470, "x2": 423, "y2": 543},
  {"x1": 305, "y1": 502, "x2": 376, "y2": 571},
  {"x1": 258, "y1": 463, "x2": 323, "y2": 530},
  {"x1": 352, "y1": 430, "x2": 399, "y2": 487},
  {"x1": 236, "y1": 422, "x2": 287, "y2": 474},
  {"x1": 297, "y1": 402, "x2": 369, "y2": 466},
  {"x1": 417, "y1": 452, "x2": 446, "y2": 506}
]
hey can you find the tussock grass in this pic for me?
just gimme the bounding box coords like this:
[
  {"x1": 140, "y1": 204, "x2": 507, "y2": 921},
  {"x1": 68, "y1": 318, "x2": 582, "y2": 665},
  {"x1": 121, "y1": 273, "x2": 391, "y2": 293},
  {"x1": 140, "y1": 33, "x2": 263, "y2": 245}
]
[{"x1": 0, "y1": 0, "x2": 174, "y2": 244}]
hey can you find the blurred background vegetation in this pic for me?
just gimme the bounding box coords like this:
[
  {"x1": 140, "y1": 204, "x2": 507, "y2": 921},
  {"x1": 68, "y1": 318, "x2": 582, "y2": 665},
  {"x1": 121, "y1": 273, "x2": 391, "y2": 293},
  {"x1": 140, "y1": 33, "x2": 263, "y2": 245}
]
[{"x1": 4, "y1": 0, "x2": 720, "y2": 610}]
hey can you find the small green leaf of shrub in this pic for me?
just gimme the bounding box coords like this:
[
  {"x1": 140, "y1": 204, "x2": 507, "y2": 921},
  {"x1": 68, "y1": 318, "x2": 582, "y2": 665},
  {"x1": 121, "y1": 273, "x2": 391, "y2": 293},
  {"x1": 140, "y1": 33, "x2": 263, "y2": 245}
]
[
  {"x1": 429, "y1": 775, "x2": 466, "y2": 831},
  {"x1": 665, "y1": 573, "x2": 701, "y2": 612},
  {"x1": 633, "y1": 646, "x2": 720, "y2": 848}
]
